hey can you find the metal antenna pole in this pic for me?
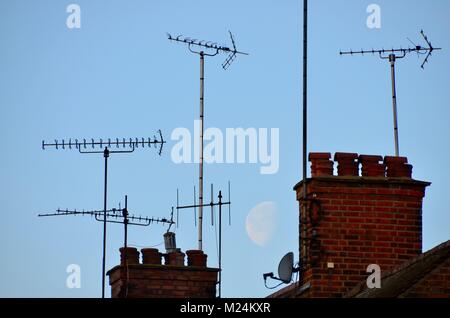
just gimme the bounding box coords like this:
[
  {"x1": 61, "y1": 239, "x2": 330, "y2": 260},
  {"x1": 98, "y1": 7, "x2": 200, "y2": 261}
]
[
  {"x1": 339, "y1": 30, "x2": 441, "y2": 157},
  {"x1": 301, "y1": 0, "x2": 308, "y2": 273},
  {"x1": 124, "y1": 195, "x2": 128, "y2": 249},
  {"x1": 389, "y1": 54, "x2": 400, "y2": 157},
  {"x1": 102, "y1": 147, "x2": 109, "y2": 298},
  {"x1": 123, "y1": 194, "x2": 129, "y2": 298},
  {"x1": 176, "y1": 185, "x2": 231, "y2": 298},
  {"x1": 199, "y1": 51, "x2": 205, "y2": 251},
  {"x1": 167, "y1": 32, "x2": 247, "y2": 250},
  {"x1": 218, "y1": 190, "x2": 223, "y2": 298}
]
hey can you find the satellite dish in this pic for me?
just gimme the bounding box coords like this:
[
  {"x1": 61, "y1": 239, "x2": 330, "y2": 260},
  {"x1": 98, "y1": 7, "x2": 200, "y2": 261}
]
[
  {"x1": 262, "y1": 251, "x2": 298, "y2": 288},
  {"x1": 278, "y1": 252, "x2": 294, "y2": 283}
]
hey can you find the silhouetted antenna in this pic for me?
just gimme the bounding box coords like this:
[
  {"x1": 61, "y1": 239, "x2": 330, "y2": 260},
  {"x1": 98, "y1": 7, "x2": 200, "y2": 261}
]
[
  {"x1": 41, "y1": 130, "x2": 165, "y2": 299},
  {"x1": 39, "y1": 195, "x2": 174, "y2": 245},
  {"x1": 167, "y1": 31, "x2": 248, "y2": 69},
  {"x1": 42, "y1": 130, "x2": 165, "y2": 155},
  {"x1": 340, "y1": 30, "x2": 441, "y2": 157},
  {"x1": 176, "y1": 183, "x2": 232, "y2": 298},
  {"x1": 419, "y1": 30, "x2": 438, "y2": 69},
  {"x1": 210, "y1": 183, "x2": 214, "y2": 226},
  {"x1": 193, "y1": 186, "x2": 197, "y2": 227},
  {"x1": 168, "y1": 31, "x2": 247, "y2": 252},
  {"x1": 39, "y1": 195, "x2": 174, "y2": 297},
  {"x1": 228, "y1": 181, "x2": 231, "y2": 226},
  {"x1": 339, "y1": 31, "x2": 440, "y2": 68},
  {"x1": 167, "y1": 207, "x2": 175, "y2": 233}
]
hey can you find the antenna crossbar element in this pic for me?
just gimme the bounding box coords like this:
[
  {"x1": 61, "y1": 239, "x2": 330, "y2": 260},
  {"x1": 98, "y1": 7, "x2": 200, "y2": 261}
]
[
  {"x1": 39, "y1": 208, "x2": 174, "y2": 227},
  {"x1": 42, "y1": 130, "x2": 165, "y2": 156},
  {"x1": 339, "y1": 30, "x2": 441, "y2": 68},
  {"x1": 340, "y1": 46, "x2": 436, "y2": 57},
  {"x1": 167, "y1": 31, "x2": 248, "y2": 65}
]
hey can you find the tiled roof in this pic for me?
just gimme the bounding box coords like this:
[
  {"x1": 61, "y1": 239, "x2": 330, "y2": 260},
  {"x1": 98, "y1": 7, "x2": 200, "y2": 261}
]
[{"x1": 345, "y1": 240, "x2": 450, "y2": 298}]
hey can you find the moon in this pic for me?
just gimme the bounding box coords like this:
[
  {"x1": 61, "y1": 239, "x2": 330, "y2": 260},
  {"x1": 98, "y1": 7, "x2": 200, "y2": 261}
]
[{"x1": 246, "y1": 201, "x2": 277, "y2": 247}]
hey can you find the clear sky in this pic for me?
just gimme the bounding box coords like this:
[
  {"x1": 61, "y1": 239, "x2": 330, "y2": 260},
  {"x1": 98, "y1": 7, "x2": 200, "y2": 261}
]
[{"x1": 0, "y1": 0, "x2": 449, "y2": 298}]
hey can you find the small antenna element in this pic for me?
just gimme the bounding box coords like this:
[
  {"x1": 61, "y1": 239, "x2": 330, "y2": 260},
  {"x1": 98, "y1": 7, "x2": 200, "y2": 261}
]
[{"x1": 42, "y1": 130, "x2": 166, "y2": 155}]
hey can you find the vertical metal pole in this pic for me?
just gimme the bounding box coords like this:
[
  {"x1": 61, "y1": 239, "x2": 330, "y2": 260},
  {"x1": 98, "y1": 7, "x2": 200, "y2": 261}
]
[
  {"x1": 124, "y1": 195, "x2": 128, "y2": 249},
  {"x1": 389, "y1": 54, "x2": 400, "y2": 157},
  {"x1": 123, "y1": 195, "x2": 128, "y2": 298},
  {"x1": 102, "y1": 147, "x2": 109, "y2": 299},
  {"x1": 218, "y1": 191, "x2": 222, "y2": 298},
  {"x1": 301, "y1": 0, "x2": 308, "y2": 269},
  {"x1": 199, "y1": 51, "x2": 205, "y2": 251}
]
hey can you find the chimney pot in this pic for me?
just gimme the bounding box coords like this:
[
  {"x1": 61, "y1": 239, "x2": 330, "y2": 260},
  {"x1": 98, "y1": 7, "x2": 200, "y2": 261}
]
[
  {"x1": 334, "y1": 152, "x2": 359, "y2": 176},
  {"x1": 384, "y1": 156, "x2": 412, "y2": 178},
  {"x1": 119, "y1": 247, "x2": 140, "y2": 265},
  {"x1": 334, "y1": 152, "x2": 358, "y2": 161},
  {"x1": 358, "y1": 154, "x2": 383, "y2": 163},
  {"x1": 309, "y1": 152, "x2": 331, "y2": 160},
  {"x1": 309, "y1": 152, "x2": 333, "y2": 177},
  {"x1": 165, "y1": 250, "x2": 185, "y2": 266},
  {"x1": 384, "y1": 156, "x2": 408, "y2": 164},
  {"x1": 141, "y1": 248, "x2": 162, "y2": 265},
  {"x1": 186, "y1": 250, "x2": 208, "y2": 267},
  {"x1": 359, "y1": 154, "x2": 385, "y2": 177},
  {"x1": 164, "y1": 232, "x2": 177, "y2": 253}
]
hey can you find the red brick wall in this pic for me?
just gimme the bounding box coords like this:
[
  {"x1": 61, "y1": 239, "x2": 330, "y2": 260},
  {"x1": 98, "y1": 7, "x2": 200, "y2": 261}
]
[
  {"x1": 108, "y1": 264, "x2": 218, "y2": 298},
  {"x1": 294, "y1": 152, "x2": 430, "y2": 297},
  {"x1": 107, "y1": 248, "x2": 218, "y2": 298}
]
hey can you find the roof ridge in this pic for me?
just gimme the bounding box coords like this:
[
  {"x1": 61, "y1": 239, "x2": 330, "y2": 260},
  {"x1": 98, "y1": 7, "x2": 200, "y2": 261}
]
[{"x1": 345, "y1": 239, "x2": 450, "y2": 298}]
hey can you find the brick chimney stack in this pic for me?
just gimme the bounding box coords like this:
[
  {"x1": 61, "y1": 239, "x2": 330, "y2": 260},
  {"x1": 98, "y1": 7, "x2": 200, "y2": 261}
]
[
  {"x1": 107, "y1": 247, "x2": 218, "y2": 298},
  {"x1": 294, "y1": 152, "x2": 430, "y2": 297}
]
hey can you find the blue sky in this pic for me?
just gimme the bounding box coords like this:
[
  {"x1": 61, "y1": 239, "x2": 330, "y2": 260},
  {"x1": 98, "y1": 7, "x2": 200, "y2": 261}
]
[{"x1": 0, "y1": 0, "x2": 449, "y2": 297}]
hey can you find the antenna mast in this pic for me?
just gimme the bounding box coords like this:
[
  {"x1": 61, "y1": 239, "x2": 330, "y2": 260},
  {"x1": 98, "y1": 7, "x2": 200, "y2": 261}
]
[
  {"x1": 340, "y1": 30, "x2": 441, "y2": 157},
  {"x1": 41, "y1": 131, "x2": 165, "y2": 298},
  {"x1": 176, "y1": 183, "x2": 231, "y2": 298},
  {"x1": 167, "y1": 32, "x2": 248, "y2": 251},
  {"x1": 300, "y1": 0, "x2": 308, "y2": 279},
  {"x1": 38, "y1": 195, "x2": 174, "y2": 298}
]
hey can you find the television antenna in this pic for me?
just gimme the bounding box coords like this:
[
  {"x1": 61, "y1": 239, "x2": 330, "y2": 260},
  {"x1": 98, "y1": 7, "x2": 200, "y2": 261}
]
[
  {"x1": 167, "y1": 31, "x2": 247, "y2": 251},
  {"x1": 39, "y1": 195, "x2": 174, "y2": 250},
  {"x1": 39, "y1": 195, "x2": 174, "y2": 298},
  {"x1": 41, "y1": 130, "x2": 165, "y2": 298},
  {"x1": 176, "y1": 182, "x2": 231, "y2": 298},
  {"x1": 340, "y1": 30, "x2": 441, "y2": 157},
  {"x1": 263, "y1": 252, "x2": 299, "y2": 289}
]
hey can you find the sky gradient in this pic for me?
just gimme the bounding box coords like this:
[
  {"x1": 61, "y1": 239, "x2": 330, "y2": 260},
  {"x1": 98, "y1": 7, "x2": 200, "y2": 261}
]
[{"x1": 0, "y1": 0, "x2": 449, "y2": 297}]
